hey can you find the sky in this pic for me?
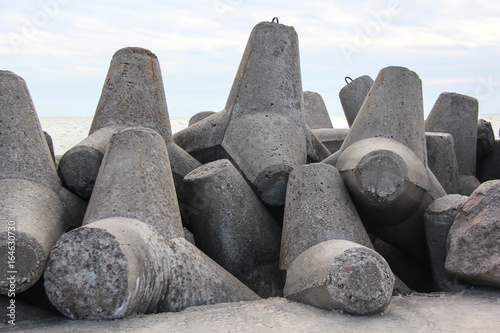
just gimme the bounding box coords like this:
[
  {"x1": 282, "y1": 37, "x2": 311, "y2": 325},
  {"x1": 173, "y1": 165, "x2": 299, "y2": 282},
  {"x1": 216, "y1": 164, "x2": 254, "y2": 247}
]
[{"x1": 1, "y1": 0, "x2": 500, "y2": 118}]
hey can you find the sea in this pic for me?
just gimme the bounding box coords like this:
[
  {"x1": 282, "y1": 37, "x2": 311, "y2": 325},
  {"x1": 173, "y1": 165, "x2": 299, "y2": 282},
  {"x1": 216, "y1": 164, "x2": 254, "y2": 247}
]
[{"x1": 39, "y1": 114, "x2": 500, "y2": 156}]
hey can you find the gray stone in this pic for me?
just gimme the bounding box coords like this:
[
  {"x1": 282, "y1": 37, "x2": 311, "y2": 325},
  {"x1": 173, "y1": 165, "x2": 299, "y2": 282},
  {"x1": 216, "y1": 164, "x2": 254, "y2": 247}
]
[
  {"x1": 175, "y1": 21, "x2": 315, "y2": 206},
  {"x1": 336, "y1": 138, "x2": 429, "y2": 227},
  {"x1": 311, "y1": 128, "x2": 349, "y2": 154},
  {"x1": 446, "y1": 180, "x2": 500, "y2": 287},
  {"x1": 426, "y1": 132, "x2": 460, "y2": 194},
  {"x1": 340, "y1": 67, "x2": 427, "y2": 164},
  {"x1": 425, "y1": 92, "x2": 479, "y2": 179},
  {"x1": 158, "y1": 237, "x2": 260, "y2": 312},
  {"x1": 424, "y1": 194, "x2": 469, "y2": 291},
  {"x1": 280, "y1": 163, "x2": 373, "y2": 270},
  {"x1": 339, "y1": 75, "x2": 373, "y2": 127},
  {"x1": 459, "y1": 175, "x2": 481, "y2": 196},
  {"x1": 303, "y1": 91, "x2": 333, "y2": 129},
  {"x1": 188, "y1": 111, "x2": 217, "y2": 126},
  {"x1": 284, "y1": 239, "x2": 394, "y2": 315},
  {"x1": 477, "y1": 140, "x2": 500, "y2": 182},
  {"x1": 304, "y1": 126, "x2": 331, "y2": 162},
  {"x1": 183, "y1": 159, "x2": 281, "y2": 278},
  {"x1": 238, "y1": 262, "x2": 284, "y2": 298},
  {"x1": 43, "y1": 131, "x2": 56, "y2": 166},
  {"x1": 477, "y1": 119, "x2": 496, "y2": 158},
  {"x1": 83, "y1": 127, "x2": 183, "y2": 240}
]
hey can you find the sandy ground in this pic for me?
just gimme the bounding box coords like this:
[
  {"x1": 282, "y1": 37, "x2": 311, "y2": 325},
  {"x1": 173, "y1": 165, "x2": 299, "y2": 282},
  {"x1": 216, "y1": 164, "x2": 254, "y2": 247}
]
[{"x1": 2, "y1": 286, "x2": 499, "y2": 332}]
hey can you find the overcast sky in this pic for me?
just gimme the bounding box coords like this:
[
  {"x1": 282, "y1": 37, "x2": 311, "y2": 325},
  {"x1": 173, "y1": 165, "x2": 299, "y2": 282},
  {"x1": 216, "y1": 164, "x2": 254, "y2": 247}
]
[{"x1": 1, "y1": 0, "x2": 499, "y2": 118}]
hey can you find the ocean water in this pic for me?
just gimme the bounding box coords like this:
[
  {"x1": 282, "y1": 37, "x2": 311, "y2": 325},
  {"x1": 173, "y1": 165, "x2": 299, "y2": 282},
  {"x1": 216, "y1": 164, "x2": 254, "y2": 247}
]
[{"x1": 39, "y1": 114, "x2": 500, "y2": 156}]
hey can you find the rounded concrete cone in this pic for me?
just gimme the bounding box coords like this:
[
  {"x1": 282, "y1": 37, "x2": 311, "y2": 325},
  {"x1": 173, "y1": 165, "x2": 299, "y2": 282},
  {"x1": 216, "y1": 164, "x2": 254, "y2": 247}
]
[
  {"x1": 44, "y1": 218, "x2": 169, "y2": 320},
  {"x1": 280, "y1": 163, "x2": 373, "y2": 270},
  {"x1": 0, "y1": 70, "x2": 60, "y2": 192},
  {"x1": 183, "y1": 159, "x2": 282, "y2": 278},
  {"x1": 188, "y1": 111, "x2": 217, "y2": 126},
  {"x1": 284, "y1": 239, "x2": 394, "y2": 315},
  {"x1": 89, "y1": 47, "x2": 173, "y2": 142},
  {"x1": 339, "y1": 75, "x2": 374, "y2": 127},
  {"x1": 0, "y1": 179, "x2": 66, "y2": 293},
  {"x1": 341, "y1": 67, "x2": 427, "y2": 164},
  {"x1": 425, "y1": 132, "x2": 461, "y2": 194},
  {"x1": 221, "y1": 21, "x2": 307, "y2": 206},
  {"x1": 159, "y1": 237, "x2": 260, "y2": 312},
  {"x1": 83, "y1": 127, "x2": 183, "y2": 240},
  {"x1": 303, "y1": 91, "x2": 333, "y2": 129},
  {"x1": 425, "y1": 92, "x2": 479, "y2": 177},
  {"x1": 336, "y1": 138, "x2": 429, "y2": 227},
  {"x1": 57, "y1": 125, "x2": 127, "y2": 198}
]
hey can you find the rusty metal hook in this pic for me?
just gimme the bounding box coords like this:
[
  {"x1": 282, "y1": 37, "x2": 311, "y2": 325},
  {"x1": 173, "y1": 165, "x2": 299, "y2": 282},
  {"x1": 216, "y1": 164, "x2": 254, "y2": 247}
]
[
  {"x1": 345, "y1": 76, "x2": 353, "y2": 85},
  {"x1": 272, "y1": 17, "x2": 279, "y2": 23}
]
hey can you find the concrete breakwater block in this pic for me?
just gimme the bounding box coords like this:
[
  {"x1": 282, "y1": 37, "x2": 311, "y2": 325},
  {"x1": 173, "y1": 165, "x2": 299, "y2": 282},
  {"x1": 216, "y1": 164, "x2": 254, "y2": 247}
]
[
  {"x1": 183, "y1": 159, "x2": 282, "y2": 280},
  {"x1": 44, "y1": 218, "x2": 259, "y2": 319},
  {"x1": 303, "y1": 91, "x2": 333, "y2": 129},
  {"x1": 336, "y1": 138, "x2": 429, "y2": 227},
  {"x1": 425, "y1": 92, "x2": 480, "y2": 194},
  {"x1": 82, "y1": 127, "x2": 184, "y2": 239},
  {"x1": 0, "y1": 71, "x2": 85, "y2": 294},
  {"x1": 188, "y1": 111, "x2": 217, "y2": 126},
  {"x1": 58, "y1": 47, "x2": 198, "y2": 201},
  {"x1": 339, "y1": 75, "x2": 374, "y2": 127},
  {"x1": 284, "y1": 239, "x2": 394, "y2": 315},
  {"x1": 280, "y1": 163, "x2": 373, "y2": 270},
  {"x1": 175, "y1": 21, "x2": 326, "y2": 206},
  {"x1": 426, "y1": 132, "x2": 461, "y2": 194}
]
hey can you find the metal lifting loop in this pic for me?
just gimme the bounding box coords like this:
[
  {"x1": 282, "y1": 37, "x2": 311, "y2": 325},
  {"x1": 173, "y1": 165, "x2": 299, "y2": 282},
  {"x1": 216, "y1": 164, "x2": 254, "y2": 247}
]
[
  {"x1": 272, "y1": 17, "x2": 279, "y2": 23},
  {"x1": 345, "y1": 76, "x2": 353, "y2": 85}
]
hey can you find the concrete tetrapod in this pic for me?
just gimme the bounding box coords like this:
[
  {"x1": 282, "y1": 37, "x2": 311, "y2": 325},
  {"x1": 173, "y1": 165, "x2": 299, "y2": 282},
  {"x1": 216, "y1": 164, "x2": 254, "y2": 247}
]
[
  {"x1": 58, "y1": 47, "x2": 197, "y2": 199},
  {"x1": 0, "y1": 71, "x2": 84, "y2": 294},
  {"x1": 425, "y1": 92, "x2": 479, "y2": 194},
  {"x1": 175, "y1": 21, "x2": 316, "y2": 206},
  {"x1": 183, "y1": 159, "x2": 282, "y2": 279},
  {"x1": 303, "y1": 91, "x2": 333, "y2": 129},
  {"x1": 426, "y1": 132, "x2": 461, "y2": 194},
  {"x1": 83, "y1": 127, "x2": 184, "y2": 239},
  {"x1": 284, "y1": 239, "x2": 394, "y2": 315},
  {"x1": 44, "y1": 219, "x2": 260, "y2": 320},
  {"x1": 280, "y1": 163, "x2": 373, "y2": 270},
  {"x1": 336, "y1": 138, "x2": 429, "y2": 227},
  {"x1": 339, "y1": 75, "x2": 373, "y2": 127}
]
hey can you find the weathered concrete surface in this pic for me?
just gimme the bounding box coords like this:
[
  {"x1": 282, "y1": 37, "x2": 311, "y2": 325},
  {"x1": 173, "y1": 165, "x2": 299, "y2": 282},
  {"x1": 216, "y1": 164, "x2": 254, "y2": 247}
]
[
  {"x1": 188, "y1": 111, "x2": 217, "y2": 126},
  {"x1": 446, "y1": 180, "x2": 500, "y2": 287},
  {"x1": 83, "y1": 127, "x2": 183, "y2": 240},
  {"x1": 303, "y1": 91, "x2": 333, "y2": 129},
  {"x1": 89, "y1": 47, "x2": 173, "y2": 142},
  {"x1": 340, "y1": 67, "x2": 427, "y2": 164},
  {"x1": 5, "y1": 287, "x2": 500, "y2": 332},
  {"x1": 159, "y1": 237, "x2": 260, "y2": 312},
  {"x1": 184, "y1": 159, "x2": 281, "y2": 278},
  {"x1": 221, "y1": 21, "x2": 307, "y2": 206},
  {"x1": 44, "y1": 218, "x2": 169, "y2": 320},
  {"x1": 459, "y1": 175, "x2": 481, "y2": 196},
  {"x1": 0, "y1": 70, "x2": 60, "y2": 193},
  {"x1": 336, "y1": 138, "x2": 429, "y2": 227},
  {"x1": 339, "y1": 75, "x2": 373, "y2": 127},
  {"x1": 477, "y1": 119, "x2": 496, "y2": 158},
  {"x1": 424, "y1": 194, "x2": 469, "y2": 291},
  {"x1": 280, "y1": 163, "x2": 373, "y2": 270},
  {"x1": 57, "y1": 125, "x2": 126, "y2": 198},
  {"x1": 426, "y1": 132, "x2": 460, "y2": 194},
  {"x1": 304, "y1": 125, "x2": 331, "y2": 162},
  {"x1": 0, "y1": 179, "x2": 66, "y2": 294},
  {"x1": 284, "y1": 239, "x2": 394, "y2": 315},
  {"x1": 425, "y1": 92, "x2": 479, "y2": 179}
]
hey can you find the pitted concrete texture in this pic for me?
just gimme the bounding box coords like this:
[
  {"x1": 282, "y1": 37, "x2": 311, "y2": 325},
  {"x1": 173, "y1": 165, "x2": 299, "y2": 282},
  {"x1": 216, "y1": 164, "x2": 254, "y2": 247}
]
[
  {"x1": 339, "y1": 75, "x2": 374, "y2": 127},
  {"x1": 303, "y1": 91, "x2": 333, "y2": 129}
]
